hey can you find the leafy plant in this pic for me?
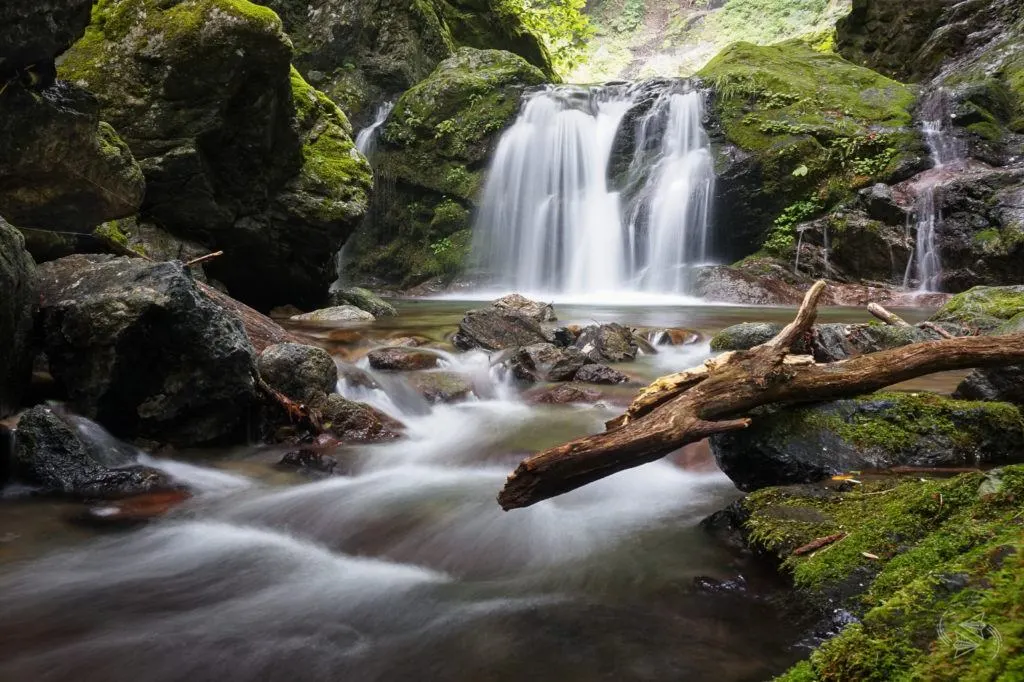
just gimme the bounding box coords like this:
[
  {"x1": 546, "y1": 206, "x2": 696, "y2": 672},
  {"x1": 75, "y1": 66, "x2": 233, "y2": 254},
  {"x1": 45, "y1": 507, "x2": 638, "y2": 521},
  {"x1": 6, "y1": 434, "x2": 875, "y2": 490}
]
[
  {"x1": 500, "y1": 0, "x2": 594, "y2": 74},
  {"x1": 763, "y1": 198, "x2": 822, "y2": 256}
]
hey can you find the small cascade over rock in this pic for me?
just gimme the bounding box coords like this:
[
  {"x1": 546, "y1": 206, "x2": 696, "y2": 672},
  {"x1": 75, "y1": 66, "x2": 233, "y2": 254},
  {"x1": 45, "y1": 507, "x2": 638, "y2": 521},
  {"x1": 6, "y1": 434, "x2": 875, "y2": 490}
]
[
  {"x1": 906, "y1": 89, "x2": 966, "y2": 293},
  {"x1": 354, "y1": 101, "x2": 394, "y2": 157},
  {"x1": 471, "y1": 81, "x2": 715, "y2": 296}
]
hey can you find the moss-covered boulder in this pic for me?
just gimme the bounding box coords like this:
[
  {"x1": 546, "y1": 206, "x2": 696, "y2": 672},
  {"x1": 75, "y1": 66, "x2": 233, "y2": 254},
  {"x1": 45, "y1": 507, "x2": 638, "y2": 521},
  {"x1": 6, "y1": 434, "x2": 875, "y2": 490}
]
[
  {"x1": 835, "y1": 0, "x2": 948, "y2": 82},
  {"x1": 0, "y1": 219, "x2": 38, "y2": 418},
  {"x1": 929, "y1": 285, "x2": 1024, "y2": 333},
  {"x1": 698, "y1": 40, "x2": 923, "y2": 262},
  {"x1": 328, "y1": 286, "x2": 398, "y2": 317},
  {"x1": 59, "y1": 0, "x2": 372, "y2": 310},
  {"x1": 258, "y1": 0, "x2": 554, "y2": 125},
  {"x1": 711, "y1": 393, "x2": 1024, "y2": 492},
  {"x1": 346, "y1": 48, "x2": 546, "y2": 286},
  {"x1": 706, "y1": 466, "x2": 1024, "y2": 680}
]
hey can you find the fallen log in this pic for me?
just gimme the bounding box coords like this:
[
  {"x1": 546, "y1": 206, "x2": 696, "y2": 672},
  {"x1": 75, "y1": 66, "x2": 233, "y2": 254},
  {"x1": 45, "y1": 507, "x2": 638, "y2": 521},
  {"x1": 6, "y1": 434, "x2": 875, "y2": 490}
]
[
  {"x1": 867, "y1": 302, "x2": 911, "y2": 327},
  {"x1": 498, "y1": 281, "x2": 1024, "y2": 510}
]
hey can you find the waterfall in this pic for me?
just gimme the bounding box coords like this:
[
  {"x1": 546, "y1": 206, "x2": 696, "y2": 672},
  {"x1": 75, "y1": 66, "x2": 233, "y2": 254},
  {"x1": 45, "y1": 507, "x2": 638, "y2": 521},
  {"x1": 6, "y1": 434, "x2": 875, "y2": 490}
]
[
  {"x1": 908, "y1": 89, "x2": 964, "y2": 293},
  {"x1": 354, "y1": 101, "x2": 394, "y2": 157},
  {"x1": 471, "y1": 83, "x2": 715, "y2": 296}
]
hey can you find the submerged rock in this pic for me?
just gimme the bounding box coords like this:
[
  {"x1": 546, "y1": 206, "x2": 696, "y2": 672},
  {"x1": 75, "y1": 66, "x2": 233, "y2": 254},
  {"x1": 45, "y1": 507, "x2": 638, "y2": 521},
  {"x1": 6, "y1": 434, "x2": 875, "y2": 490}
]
[
  {"x1": 37, "y1": 255, "x2": 259, "y2": 447},
  {"x1": 506, "y1": 343, "x2": 588, "y2": 383},
  {"x1": 329, "y1": 287, "x2": 397, "y2": 317},
  {"x1": 277, "y1": 449, "x2": 337, "y2": 477},
  {"x1": 574, "y1": 364, "x2": 631, "y2": 385},
  {"x1": 367, "y1": 347, "x2": 443, "y2": 371},
  {"x1": 573, "y1": 323, "x2": 639, "y2": 363},
  {"x1": 59, "y1": 0, "x2": 372, "y2": 310},
  {"x1": 711, "y1": 393, "x2": 1024, "y2": 492},
  {"x1": 13, "y1": 405, "x2": 173, "y2": 499},
  {"x1": 291, "y1": 306, "x2": 376, "y2": 323},
  {"x1": 406, "y1": 371, "x2": 474, "y2": 404},
  {"x1": 0, "y1": 220, "x2": 38, "y2": 418},
  {"x1": 259, "y1": 343, "x2": 338, "y2": 403}
]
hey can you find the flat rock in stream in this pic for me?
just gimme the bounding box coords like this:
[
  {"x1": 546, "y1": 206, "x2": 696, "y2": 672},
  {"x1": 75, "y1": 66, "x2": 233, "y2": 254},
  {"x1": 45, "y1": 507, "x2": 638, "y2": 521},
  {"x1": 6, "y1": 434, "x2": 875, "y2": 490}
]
[
  {"x1": 406, "y1": 371, "x2": 475, "y2": 404},
  {"x1": 574, "y1": 363, "x2": 631, "y2": 385},
  {"x1": 367, "y1": 347, "x2": 443, "y2": 371},
  {"x1": 506, "y1": 343, "x2": 589, "y2": 382},
  {"x1": 573, "y1": 323, "x2": 639, "y2": 363},
  {"x1": 13, "y1": 405, "x2": 174, "y2": 499},
  {"x1": 291, "y1": 305, "x2": 376, "y2": 323}
]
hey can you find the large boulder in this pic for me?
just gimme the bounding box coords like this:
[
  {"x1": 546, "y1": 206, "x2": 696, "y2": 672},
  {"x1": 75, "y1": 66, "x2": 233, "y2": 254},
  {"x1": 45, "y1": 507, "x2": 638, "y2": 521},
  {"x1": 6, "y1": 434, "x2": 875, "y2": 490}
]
[
  {"x1": 929, "y1": 285, "x2": 1024, "y2": 333},
  {"x1": 711, "y1": 393, "x2": 1024, "y2": 491},
  {"x1": 692, "y1": 265, "x2": 805, "y2": 305},
  {"x1": 345, "y1": 48, "x2": 547, "y2": 286},
  {"x1": 698, "y1": 41, "x2": 922, "y2": 263},
  {"x1": 452, "y1": 294, "x2": 557, "y2": 351},
  {"x1": 259, "y1": 0, "x2": 554, "y2": 124},
  {"x1": 0, "y1": 0, "x2": 92, "y2": 78},
  {"x1": 59, "y1": 0, "x2": 372, "y2": 310},
  {"x1": 0, "y1": 220, "x2": 38, "y2": 418},
  {"x1": 0, "y1": 83, "x2": 144, "y2": 232},
  {"x1": 328, "y1": 286, "x2": 397, "y2": 317},
  {"x1": 13, "y1": 405, "x2": 173, "y2": 499},
  {"x1": 37, "y1": 255, "x2": 259, "y2": 447}
]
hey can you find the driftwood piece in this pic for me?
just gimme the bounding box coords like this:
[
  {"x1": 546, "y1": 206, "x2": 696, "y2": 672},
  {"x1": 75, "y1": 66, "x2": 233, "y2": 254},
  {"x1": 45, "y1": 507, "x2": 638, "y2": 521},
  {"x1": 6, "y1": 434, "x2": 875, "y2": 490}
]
[
  {"x1": 867, "y1": 302, "x2": 911, "y2": 327},
  {"x1": 498, "y1": 281, "x2": 1024, "y2": 510},
  {"x1": 792, "y1": 532, "x2": 847, "y2": 556},
  {"x1": 919, "y1": 321, "x2": 955, "y2": 339}
]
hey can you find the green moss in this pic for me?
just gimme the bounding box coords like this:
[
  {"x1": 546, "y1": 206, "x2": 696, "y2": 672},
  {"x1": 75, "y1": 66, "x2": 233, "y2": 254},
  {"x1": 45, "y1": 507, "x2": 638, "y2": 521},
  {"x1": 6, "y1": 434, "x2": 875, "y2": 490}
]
[
  {"x1": 930, "y1": 285, "x2": 1024, "y2": 332},
  {"x1": 967, "y1": 121, "x2": 1004, "y2": 142},
  {"x1": 762, "y1": 466, "x2": 1024, "y2": 680}
]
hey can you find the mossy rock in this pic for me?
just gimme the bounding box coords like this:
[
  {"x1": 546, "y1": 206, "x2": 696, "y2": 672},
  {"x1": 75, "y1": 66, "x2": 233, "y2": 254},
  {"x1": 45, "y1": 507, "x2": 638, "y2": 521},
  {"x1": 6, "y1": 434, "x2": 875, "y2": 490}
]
[
  {"x1": 716, "y1": 465, "x2": 1024, "y2": 680},
  {"x1": 346, "y1": 48, "x2": 545, "y2": 287},
  {"x1": 258, "y1": 0, "x2": 554, "y2": 125},
  {"x1": 710, "y1": 322, "x2": 785, "y2": 351},
  {"x1": 711, "y1": 392, "x2": 1024, "y2": 492},
  {"x1": 930, "y1": 285, "x2": 1024, "y2": 333},
  {"x1": 698, "y1": 40, "x2": 922, "y2": 262},
  {"x1": 59, "y1": 0, "x2": 371, "y2": 310},
  {"x1": 328, "y1": 286, "x2": 397, "y2": 317}
]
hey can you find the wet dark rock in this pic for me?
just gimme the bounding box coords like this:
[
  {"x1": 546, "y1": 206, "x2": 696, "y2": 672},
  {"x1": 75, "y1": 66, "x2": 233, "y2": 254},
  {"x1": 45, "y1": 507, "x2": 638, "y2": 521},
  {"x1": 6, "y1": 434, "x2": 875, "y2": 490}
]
[
  {"x1": 406, "y1": 371, "x2": 474, "y2": 404},
  {"x1": 336, "y1": 362, "x2": 380, "y2": 390},
  {"x1": 74, "y1": 489, "x2": 192, "y2": 528},
  {"x1": 367, "y1": 347, "x2": 443, "y2": 371},
  {"x1": 955, "y1": 366, "x2": 1024, "y2": 406},
  {"x1": 0, "y1": 0, "x2": 92, "y2": 78},
  {"x1": 528, "y1": 383, "x2": 603, "y2": 405},
  {"x1": 278, "y1": 449, "x2": 337, "y2": 476},
  {"x1": 0, "y1": 82, "x2": 144, "y2": 232},
  {"x1": 13, "y1": 405, "x2": 173, "y2": 499},
  {"x1": 507, "y1": 343, "x2": 588, "y2": 382},
  {"x1": 491, "y1": 294, "x2": 556, "y2": 322},
  {"x1": 0, "y1": 220, "x2": 38, "y2": 418},
  {"x1": 452, "y1": 297, "x2": 556, "y2": 351},
  {"x1": 291, "y1": 306, "x2": 376, "y2": 323},
  {"x1": 37, "y1": 255, "x2": 259, "y2": 447},
  {"x1": 574, "y1": 364, "x2": 631, "y2": 385},
  {"x1": 259, "y1": 343, "x2": 339, "y2": 403},
  {"x1": 692, "y1": 266, "x2": 805, "y2": 305},
  {"x1": 573, "y1": 323, "x2": 638, "y2": 363},
  {"x1": 329, "y1": 287, "x2": 397, "y2": 317},
  {"x1": 712, "y1": 320, "x2": 953, "y2": 359},
  {"x1": 59, "y1": 0, "x2": 372, "y2": 310},
  {"x1": 313, "y1": 393, "x2": 402, "y2": 442},
  {"x1": 711, "y1": 393, "x2": 1024, "y2": 492},
  {"x1": 858, "y1": 183, "x2": 909, "y2": 224}
]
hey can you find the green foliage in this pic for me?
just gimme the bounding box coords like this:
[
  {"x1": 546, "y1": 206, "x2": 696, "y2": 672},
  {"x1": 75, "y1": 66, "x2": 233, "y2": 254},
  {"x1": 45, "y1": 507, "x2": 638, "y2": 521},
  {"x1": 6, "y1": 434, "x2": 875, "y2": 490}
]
[
  {"x1": 763, "y1": 198, "x2": 821, "y2": 255},
  {"x1": 704, "y1": 0, "x2": 836, "y2": 46},
  {"x1": 500, "y1": 0, "x2": 593, "y2": 74},
  {"x1": 610, "y1": 0, "x2": 645, "y2": 33}
]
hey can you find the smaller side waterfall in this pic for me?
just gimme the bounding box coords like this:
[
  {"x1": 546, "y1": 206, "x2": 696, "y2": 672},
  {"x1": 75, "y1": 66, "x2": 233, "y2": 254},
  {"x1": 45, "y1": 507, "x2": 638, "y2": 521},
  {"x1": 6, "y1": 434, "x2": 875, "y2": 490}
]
[
  {"x1": 355, "y1": 101, "x2": 394, "y2": 157},
  {"x1": 907, "y1": 90, "x2": 964, "y2": 293}
]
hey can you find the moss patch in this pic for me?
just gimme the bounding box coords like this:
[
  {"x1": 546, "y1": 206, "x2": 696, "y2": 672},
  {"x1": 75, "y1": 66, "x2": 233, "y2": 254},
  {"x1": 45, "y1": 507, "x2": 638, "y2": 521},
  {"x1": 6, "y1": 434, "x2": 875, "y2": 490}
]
[
  {"x1": 930, "y1": 285, "x2": 1024, "y2": 332},
  {"x1": 753, "y1": 466, "x2": 1024, "y2": 680}
]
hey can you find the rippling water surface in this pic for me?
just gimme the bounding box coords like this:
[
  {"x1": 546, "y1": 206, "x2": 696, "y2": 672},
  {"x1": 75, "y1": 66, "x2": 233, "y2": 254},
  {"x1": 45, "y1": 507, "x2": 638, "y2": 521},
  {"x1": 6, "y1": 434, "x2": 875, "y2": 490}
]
[{"x1": 0, "y1": 300, "x2": 949, "y2": 681}]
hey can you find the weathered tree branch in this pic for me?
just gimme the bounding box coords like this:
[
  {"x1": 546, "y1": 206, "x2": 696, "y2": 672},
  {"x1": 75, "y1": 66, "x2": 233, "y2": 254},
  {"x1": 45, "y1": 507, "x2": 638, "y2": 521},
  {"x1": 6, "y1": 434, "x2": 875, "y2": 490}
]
[
  {"x1": 867, "y1": 302, "x2": 911, "y2": 327},
  {"x1": 497, "y1": 281, "x2": 1024, "y2": 510}
]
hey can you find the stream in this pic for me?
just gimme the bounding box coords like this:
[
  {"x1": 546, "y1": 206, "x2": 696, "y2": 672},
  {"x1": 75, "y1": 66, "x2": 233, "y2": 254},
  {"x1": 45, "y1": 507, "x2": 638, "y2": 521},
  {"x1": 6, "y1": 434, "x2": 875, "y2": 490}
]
[{"x1": 0, "y1": 300, "x2": 952, "y2": 682}]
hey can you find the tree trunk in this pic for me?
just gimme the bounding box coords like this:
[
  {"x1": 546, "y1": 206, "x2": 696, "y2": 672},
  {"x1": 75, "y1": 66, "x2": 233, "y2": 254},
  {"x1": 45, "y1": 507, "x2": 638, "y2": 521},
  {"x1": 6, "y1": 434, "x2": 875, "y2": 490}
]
[{"x1": 498, "y1": 282, "x2": 1024, "y2": 510}]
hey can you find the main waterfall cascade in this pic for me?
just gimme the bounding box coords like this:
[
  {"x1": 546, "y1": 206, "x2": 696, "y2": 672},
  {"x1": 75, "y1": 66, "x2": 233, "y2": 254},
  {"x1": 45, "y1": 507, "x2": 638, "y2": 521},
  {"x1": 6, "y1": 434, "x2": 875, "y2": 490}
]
[{"x1": 471, "y1": 82, "x2": 716, "y2": 296}]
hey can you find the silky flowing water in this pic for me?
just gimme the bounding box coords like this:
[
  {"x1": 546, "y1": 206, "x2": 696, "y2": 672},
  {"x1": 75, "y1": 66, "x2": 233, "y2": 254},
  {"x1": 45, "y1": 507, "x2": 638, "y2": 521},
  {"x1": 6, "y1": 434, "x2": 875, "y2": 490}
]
[{"x1": 0, "y1": 301, "x2": 954, "y2": 682}]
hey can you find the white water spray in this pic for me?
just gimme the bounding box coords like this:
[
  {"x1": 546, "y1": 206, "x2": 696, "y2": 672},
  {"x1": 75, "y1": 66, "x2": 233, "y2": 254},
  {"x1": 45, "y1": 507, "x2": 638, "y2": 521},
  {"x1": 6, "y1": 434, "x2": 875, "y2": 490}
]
[{"x1": 472, "y1": 83, "x2": 715, "y2": 296}]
